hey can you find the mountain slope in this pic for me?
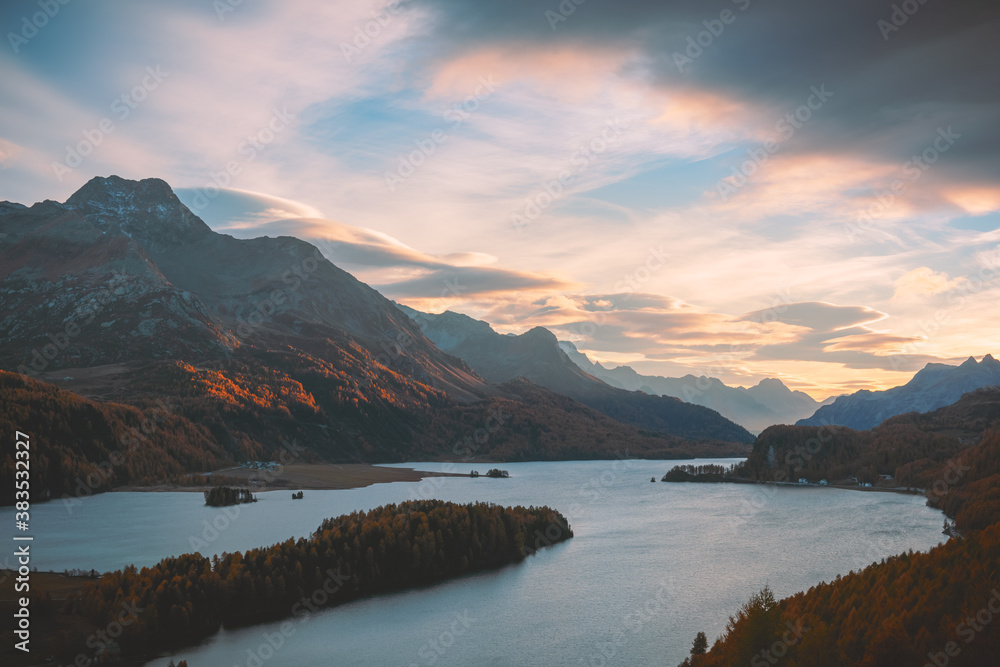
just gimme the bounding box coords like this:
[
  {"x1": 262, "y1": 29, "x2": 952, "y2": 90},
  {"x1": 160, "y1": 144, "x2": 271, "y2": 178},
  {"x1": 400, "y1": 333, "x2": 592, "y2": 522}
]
[
  {"x1": 797, "y1": 354, "x2": 1000, "y2": 430},
  {"x1": 737, "y1": 386, "x2": 1000, "y2": 488},
  {"x1": 400, "y1": 307, "x2": 754, "y2": 443},
  {"x1": 0, "y1": 176, "x2": 751, "y2": 502},
  {"x1": 678, "y1": 387, "x2": 1000, "y2": 666},
  {"x1": 558, "y1": 341, "x2": 827, "y2": 432},
  {"x1": 1, "y1": 175, "x2": 486, "y2": 400}
]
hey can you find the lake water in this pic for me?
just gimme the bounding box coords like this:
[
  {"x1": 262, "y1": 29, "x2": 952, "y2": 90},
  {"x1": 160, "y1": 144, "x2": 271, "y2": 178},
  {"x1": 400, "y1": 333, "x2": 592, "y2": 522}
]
[{"x1": 2, "y1": 459, "x2": 946, "y2": 666}]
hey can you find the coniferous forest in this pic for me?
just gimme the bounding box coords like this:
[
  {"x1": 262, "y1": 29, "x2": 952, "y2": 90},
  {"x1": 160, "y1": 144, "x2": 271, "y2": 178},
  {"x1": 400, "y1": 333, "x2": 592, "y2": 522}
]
[
  {"x1": 0, "y1": 369, "x2": 747, "y2": 507},
  {"x1": 677, "y1": 396, "x2": 1000, "y2": 666},
  {"x1": 203, "y1": 486, "x2": 257, "y2": 506},
  {"x1": 46, "y1": 501, "x2": 571, "y2": 663}
]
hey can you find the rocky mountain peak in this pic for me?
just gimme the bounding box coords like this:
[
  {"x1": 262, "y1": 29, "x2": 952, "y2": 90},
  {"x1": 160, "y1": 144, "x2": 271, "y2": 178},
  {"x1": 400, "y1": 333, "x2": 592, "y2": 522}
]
[
  {"x1": 63, "y1": 175, "x2": 212, "y2": 248},
  {"x1": 522, "y1": 326, "x2": 558, "y2": 343},
  {"x1": 755, "y1": 378, "x2": 789, "y2": 392}
]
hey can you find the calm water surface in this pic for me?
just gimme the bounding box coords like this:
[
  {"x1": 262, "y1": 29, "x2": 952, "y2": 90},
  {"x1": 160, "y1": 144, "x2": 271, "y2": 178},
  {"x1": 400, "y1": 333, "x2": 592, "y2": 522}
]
[{"x1": 1, "y1": 459, "x2": 946, "y2": 666}]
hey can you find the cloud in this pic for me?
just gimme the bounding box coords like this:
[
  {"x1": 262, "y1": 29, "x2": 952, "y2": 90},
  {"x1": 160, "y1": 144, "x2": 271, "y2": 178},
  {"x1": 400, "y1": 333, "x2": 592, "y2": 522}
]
[
  {"x1": 1, "y1": 0, "x2": 996, "y2": 396},
  {"x1": 172, "y1": 185, "x2": 573, "y2": 300},
  {"x1": 893, "y1": 267, "x2": 966, "y2": 299},
  {"x1": 174, "y1": 187, "x2": 324, "y2": 227},
  {"x1": 374, "y1": 266, "x2": 574, "y2": 299},
  {"x1": 741, "y1": 301, "x2": 887, "y2": 333},
  {"x1": 0, "y1": 137, "x2": 24, "y2": 167}
]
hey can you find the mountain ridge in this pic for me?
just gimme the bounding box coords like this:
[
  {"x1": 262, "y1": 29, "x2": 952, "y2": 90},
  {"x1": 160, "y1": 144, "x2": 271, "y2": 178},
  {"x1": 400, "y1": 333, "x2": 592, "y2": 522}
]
[
  {"x1": 0, "y1": 176, "x2": 753, "y2": 503},
  {"x1": 558, "y1": 341, "x2": 829, "y2": 432},
  {"x1": 400, "y1": 306, "x2": 754, "y2": 443},
  {"x1": 797, "y1": 354, "x2": 1000, "y2": 430}
]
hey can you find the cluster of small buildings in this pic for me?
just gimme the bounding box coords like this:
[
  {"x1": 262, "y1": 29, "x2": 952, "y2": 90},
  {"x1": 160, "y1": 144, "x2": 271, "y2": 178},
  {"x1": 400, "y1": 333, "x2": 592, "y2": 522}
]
[{"x1": 243, "y1": 460, "x2": 279, "y2": 471}]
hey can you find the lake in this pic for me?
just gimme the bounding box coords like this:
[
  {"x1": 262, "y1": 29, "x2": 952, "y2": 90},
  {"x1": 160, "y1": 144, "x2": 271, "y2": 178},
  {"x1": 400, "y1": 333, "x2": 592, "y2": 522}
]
[{"x1": 1, "y1": 459, "x2": 946, "y2": 666}]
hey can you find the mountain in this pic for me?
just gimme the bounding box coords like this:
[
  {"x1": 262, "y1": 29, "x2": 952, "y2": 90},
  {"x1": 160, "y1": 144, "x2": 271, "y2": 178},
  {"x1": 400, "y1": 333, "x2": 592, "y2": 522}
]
[
  {"x1": 739, "y1": 385, "x2": 1000, "y2": 487},
  {"x1": 0, "y1": 176, "x2": 751, "y2": 502},
  {"x1": 797, "y1": 354, "x2": 1000, "y2": 430},
  {"x1": 399, "y1": 307, "x2": 754, "y2": 443},
  {"x1": 677, "y1": 387, "x2": 1000, "y2": 665},
  {"x1": 558, "y1": 341, "x2": 828, "y2": 432},
  {"x1": 1, "y1": 175, "x2": 485, "y2": 399}
]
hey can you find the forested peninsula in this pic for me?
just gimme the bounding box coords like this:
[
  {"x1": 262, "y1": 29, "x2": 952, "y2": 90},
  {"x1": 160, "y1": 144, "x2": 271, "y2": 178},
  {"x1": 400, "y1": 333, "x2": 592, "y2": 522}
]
[{"x1": 41, "y1": 501, "x2": 571, "y2": 664}]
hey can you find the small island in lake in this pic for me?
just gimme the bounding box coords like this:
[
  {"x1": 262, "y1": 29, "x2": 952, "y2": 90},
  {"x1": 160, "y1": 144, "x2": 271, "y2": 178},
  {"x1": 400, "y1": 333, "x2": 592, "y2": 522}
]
[
  {"x1": 204, "y1": 486, "x2": 257, "y2": 506},
  {"x1": 661, "y1": 463, "x2": 739, "y2": 483}
]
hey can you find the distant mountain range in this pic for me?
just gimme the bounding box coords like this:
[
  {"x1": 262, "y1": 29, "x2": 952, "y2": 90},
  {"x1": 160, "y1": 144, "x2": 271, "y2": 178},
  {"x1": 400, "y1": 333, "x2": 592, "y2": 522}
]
[
  {"x1": 400, "y1": 307, "x2": 753, "y2": 443},
  {"x1": 557, "y1": 342, "x2": 831, "y2": 433},
  {"x1": 797, "y1": 354, "x2": 1000, "y2": 430},
  {"x1": 0, "y1": 176, "x2": 752, "y2": 501}
]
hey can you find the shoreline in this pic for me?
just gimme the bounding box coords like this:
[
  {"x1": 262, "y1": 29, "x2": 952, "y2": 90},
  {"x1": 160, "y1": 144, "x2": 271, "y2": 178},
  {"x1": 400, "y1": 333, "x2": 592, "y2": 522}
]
[
  {"x1": 112, "y1": 462, "x2": 474, "y2": 494},
  {"x1": 751, "y1": 479, "x2": 926, "y2": 496},
  {"x1": 662, "y1": 476, "x2": 928, "y2": 497}
]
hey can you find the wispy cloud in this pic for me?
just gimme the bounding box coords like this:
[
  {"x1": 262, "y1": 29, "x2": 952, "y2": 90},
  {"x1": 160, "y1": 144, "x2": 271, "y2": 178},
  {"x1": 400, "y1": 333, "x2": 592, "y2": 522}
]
[{"x1": 1, "y1": 0, "x2": 997, "y2": 395}]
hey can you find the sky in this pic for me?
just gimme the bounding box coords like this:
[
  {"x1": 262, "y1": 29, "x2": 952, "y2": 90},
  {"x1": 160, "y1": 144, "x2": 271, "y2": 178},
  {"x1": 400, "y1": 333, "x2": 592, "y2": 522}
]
[{"x1": 1, "y1": 0, "x2": 998, "y2": 398}]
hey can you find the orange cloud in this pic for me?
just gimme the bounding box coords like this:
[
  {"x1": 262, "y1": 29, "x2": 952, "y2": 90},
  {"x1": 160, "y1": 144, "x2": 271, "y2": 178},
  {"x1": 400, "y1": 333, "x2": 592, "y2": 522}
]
[
  {"x1": 946, "y1": 186, "x2": 1000, "y2": 216},
  {"x1": 426, "y1": 45, "x2": 629, "y2": 101},
  {"x1": 892, "y1": 267, "x2": 966, "y2": 300}
]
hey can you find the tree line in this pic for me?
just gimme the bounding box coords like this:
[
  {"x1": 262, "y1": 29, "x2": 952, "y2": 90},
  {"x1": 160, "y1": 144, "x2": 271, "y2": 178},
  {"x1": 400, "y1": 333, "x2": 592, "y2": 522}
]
[
  {"x1": 677, "y1": 394, "x2": 1000, "y2": 666},
  {"x1": 204, "y1": 486, "x2": 257, "y2": 506},
  {"x1": 48, "y1": 501, "x2": 572, "y2": 663}
]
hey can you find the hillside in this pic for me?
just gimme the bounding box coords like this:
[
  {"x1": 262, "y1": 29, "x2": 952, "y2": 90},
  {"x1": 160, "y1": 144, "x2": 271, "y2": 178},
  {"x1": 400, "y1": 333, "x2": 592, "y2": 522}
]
[
  {"x1": 0, "y1": 176, "x2": 752, "y2": 503},
  {"x1": 560, "y1": 342, "x2": 829, "y2": 433},
  {"x1": 797, "y1": 354, "x2": 1000, "y2": 430},
  {"x1": 401, "y1": 307, "x2": 754, "y2": 443},
  {"x1": 677, "y1": 389, "x2": 1000, "y2": 666},
  {"x1": 6, "y1": 501, "x2": 572, "y2": 665},
  {"x1": 732, "y1": 387, "x2": 1000, "y2": 487}
]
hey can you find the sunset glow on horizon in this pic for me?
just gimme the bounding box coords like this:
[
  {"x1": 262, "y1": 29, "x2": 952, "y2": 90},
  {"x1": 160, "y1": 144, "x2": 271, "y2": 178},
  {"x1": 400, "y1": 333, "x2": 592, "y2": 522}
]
[{"x1": 2, "y1": 0, "x2": 998, "y2": 398}]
